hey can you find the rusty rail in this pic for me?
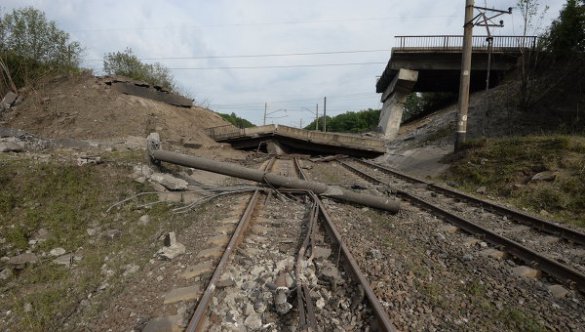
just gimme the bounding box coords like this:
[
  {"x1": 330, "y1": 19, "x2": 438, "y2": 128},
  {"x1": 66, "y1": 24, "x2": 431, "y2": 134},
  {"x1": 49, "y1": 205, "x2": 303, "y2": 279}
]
[
  {"x1": 394, "y1": 35, "x2": 537, "y2": 50},
  {"x1": 338, "y1": 160, "x2": 585, "y2": 293},
  {"x1": 354, "y1": 158, "x2": 585, "y2": 246},
  {"x1": 185, "y1": 158, "x2": 275, "y2": 331},
  {"x1": 294, "y1": 158, "x2": 397, "y2": 331}
]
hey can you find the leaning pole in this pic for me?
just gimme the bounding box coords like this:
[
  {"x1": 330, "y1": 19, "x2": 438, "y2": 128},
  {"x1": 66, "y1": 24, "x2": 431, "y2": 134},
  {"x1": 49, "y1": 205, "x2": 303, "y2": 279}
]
[{"x1": 147, "y1": 133, "x2": 400, "y2": 213}]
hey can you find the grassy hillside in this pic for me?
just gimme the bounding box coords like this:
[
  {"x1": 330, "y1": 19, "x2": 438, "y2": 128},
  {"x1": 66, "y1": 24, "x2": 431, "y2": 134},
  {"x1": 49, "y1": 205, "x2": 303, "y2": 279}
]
[{"x1": 442, "y1": 135, "x2": 585, "y2": 227}]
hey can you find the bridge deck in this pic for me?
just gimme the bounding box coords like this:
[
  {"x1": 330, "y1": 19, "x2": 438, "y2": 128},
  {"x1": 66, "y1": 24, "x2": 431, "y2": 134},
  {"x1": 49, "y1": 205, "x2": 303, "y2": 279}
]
[
  {"x1": 376, "y1": 35, "x2": 537, "y2": 93},
  {"x1": 205, "y1": 124, "x2": 386, "y2": 157}
]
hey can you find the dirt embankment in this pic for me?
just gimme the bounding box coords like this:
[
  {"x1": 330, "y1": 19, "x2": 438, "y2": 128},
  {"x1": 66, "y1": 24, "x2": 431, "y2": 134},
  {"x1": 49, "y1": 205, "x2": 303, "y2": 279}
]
[{"x1": 0, "y1": 73, "x2": 243, "y2": 158}]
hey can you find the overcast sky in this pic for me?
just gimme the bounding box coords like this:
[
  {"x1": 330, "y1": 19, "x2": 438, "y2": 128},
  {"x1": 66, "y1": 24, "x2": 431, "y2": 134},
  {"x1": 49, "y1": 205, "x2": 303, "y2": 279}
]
[{"x1": 2, "y1": 0, "x2": 564, "y2": 126}]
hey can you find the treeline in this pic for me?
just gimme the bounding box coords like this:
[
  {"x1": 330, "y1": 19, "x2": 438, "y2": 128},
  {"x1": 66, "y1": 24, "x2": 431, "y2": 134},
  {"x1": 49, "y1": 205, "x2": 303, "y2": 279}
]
[
  {"x1": 218, "y1": 112, "x2": 255, "y2": 128},
  {"x1": 304, "y1": 108, "x2": 380, "y2": 133},
  {"x1": 0, "y1": 7, "x2": 178, "y2": 96}
]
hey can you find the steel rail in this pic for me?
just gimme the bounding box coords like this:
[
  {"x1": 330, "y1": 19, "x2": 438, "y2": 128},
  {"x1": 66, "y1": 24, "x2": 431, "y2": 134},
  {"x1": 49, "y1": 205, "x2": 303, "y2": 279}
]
[
  {"x1": 338, "y1": 160, "x2": 585, "y2": 293},
  {"x1": 185, "y1": 158, "x2": 275, "y2": 331},
  {"x1": 352, "y1": 158, "x2": 585, "y2": 246},
  {"x1": 294, "y1": 158, "x2": 397, "y2": 332}
]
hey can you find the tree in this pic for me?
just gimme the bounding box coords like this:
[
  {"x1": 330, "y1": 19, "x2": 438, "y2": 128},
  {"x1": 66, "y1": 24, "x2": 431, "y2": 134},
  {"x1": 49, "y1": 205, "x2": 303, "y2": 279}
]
[
  {"x1": 103, "y1": 48, "x2": 175, "y2": 91},
  {"x1": 304, "y1": 108, "x2": 380, "y2": 133},
  {"x1": 0, "y1": 7, "x2": 82, "y2": 87},
  {"x1": 218, "y1": 112, "x2": 255, "y2": 128},
  {"x1": 542, "y1": 0, "x2": 585, "y2": 57}
]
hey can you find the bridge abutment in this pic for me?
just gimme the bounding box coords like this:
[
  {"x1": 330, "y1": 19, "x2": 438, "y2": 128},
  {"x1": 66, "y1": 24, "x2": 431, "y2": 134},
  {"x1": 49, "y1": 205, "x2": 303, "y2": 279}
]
[{"x1": 378, "y1": 69, "x2": 418, "y2": 139}]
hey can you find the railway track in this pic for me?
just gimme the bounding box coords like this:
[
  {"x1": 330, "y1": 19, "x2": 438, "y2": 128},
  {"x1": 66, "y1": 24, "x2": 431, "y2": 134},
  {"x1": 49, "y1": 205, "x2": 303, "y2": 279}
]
[
  {"x1": 337, "y1": 158, "x2": 585, "y2": 293},
  {"x1": 185, "y1": 157, "x2": 396, "y2": 331}
]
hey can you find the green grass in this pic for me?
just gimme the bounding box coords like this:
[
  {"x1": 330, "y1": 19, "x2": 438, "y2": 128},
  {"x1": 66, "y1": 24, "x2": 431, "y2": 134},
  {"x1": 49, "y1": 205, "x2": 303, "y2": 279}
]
[
  {"x1": 443, "y1": 135, "x2": 585, "y2": 227},
  {"x1": 0, "y1": 153, "x2": 198, "y2": 331}
]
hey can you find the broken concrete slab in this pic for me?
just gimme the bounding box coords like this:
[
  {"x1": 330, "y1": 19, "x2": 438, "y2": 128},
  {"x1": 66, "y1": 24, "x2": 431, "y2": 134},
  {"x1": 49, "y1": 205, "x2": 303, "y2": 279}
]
[
  {"x1": 0, "y1": 141, "x2": 25, "y2": 153},
  {"x1": 548, "y1": 284, "x2": 570, "y2": 299},
  {"x1": 180, "y1": 261, "x2": 215, "y2": 279},
  {"x1": 53, "y1": 254, "x2": 74, "y2": 267},
  {"x1": 163, "y1": 285, "x2": 201, "y2": 304},
  {"x1": 150, "y1": 173, "x2": 188, "y2": 191},
  {"x1": 512, "y1": 266, "x2": 541, "y2": 279},
  {"x1": 108, "y1": 80, "x2": 193, "y2": 108},
  {"x1": 8, "y1": 253, "x2": 38, "y2": 267},
  {"x1": 1, "y1": 91, "x2": 18, "y2": 110},
  {"x1": 480, "y1": 248, "x2": 507, "y2": 260},
  {"x1": 49, "y1": 248, "x2": 67, "y2": 257},
  {"x1": 158, "y1": 243, "x2": 186, "y2": 260},
  {"x1": 531, "y1": 171, "x2": 557, "y2": 182}
]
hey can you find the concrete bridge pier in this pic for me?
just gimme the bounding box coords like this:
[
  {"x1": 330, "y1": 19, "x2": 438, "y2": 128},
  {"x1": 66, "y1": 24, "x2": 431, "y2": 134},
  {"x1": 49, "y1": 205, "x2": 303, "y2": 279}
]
[{"x1": 378, "y1": 69, "x2": 418, "y2": 139}]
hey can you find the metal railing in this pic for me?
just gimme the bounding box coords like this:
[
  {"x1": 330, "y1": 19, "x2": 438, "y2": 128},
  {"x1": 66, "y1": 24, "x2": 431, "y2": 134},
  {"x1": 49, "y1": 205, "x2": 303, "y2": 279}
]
[
  {"x1": 394, "y1": 35, "x2": 537, "y2": 50},
  {"x1": 204, "y1": 124, "x2": 243, "y2": 141}
]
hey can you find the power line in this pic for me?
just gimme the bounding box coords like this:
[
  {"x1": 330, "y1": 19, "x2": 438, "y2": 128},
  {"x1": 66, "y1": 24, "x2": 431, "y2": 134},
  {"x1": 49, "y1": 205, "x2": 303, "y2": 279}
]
[
  {"x1": 168, "y1": 61, "x2": 386, "y2": 70},
  {"x1": 71, "y1": 15, "x2": 458, "y2": 32},
  {"x1": 85, "y1": 49, "x2": 390, "y2": 62},
  {"x1": 212, "y1": 92, "x2": 375, "y2": 107}
]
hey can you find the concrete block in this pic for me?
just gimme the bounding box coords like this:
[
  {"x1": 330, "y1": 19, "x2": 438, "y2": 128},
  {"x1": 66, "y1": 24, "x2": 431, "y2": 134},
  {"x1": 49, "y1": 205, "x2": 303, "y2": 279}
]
[
  {"x1": 548, "y1": 284, "x2": 570, "y2": 299},
  {"x1": 197, "y1": 247, "x2": 223, "y2": 259},
  {"x1": 158, "y1": 192, "x2": 183, "y2": 202},
  {"x1": 480, "y1": 248, "x2": 507, "y2": 260},
  {"x1": 163, "y1": 285, "x2": 201, "y2": 304},
  {"x1": 180, "y1": 261, "x2": 214, "y2": 279},
  {"x1": 512, "y1": 266, "x2": 541, "y2": 279}
]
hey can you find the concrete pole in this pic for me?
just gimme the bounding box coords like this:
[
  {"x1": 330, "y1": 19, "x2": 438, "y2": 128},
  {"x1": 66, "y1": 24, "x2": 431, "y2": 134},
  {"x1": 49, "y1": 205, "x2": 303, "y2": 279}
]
[
  {"x1": 263, "y1": 102, "x2": 267, "y2": 125},
  {"x1": 315, "y1": 103, "x2": 319, "y2": 131},
  {"x1": 455, "y1": 0, "x2": 475, "y2": 151},
  {"x1": 323, "y1": 96, "x2": 327, "y2": 132},
  {"x1": 147, "y1": 134, "x2": 399, "y2": 212}
]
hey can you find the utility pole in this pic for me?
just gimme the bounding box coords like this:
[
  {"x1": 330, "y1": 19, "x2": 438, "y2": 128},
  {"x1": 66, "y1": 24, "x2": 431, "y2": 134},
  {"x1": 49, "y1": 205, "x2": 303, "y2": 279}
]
[
  {"x1": 323, "y1": 96, "x2": 327, "y2": 132},
  {"x1": 315, "y1": 103, "x2": 319, "y2": 131},
  {"x1": 263, "y1": 102, "x2": 267, "y2": 125},
  {"x1": 300, "y1": 118, "x2": 303, "y2": 128},
  {"x1": 455, "y1": 0, "x2": 475, "y2": 151},
  {"x1": 455, "y1": 2, "x2": 511, "y2": 151}
]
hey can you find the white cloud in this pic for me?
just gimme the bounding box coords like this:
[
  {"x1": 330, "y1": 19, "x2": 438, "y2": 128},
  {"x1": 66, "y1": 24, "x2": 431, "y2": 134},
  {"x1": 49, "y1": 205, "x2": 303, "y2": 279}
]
[{"x1": 2, "y1": 0, "x2": 564, "y2": 126}]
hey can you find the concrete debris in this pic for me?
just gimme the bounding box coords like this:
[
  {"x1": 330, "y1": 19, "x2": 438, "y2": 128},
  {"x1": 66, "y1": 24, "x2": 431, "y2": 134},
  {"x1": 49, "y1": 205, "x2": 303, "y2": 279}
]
[
  {"x1": 53, "y1": 254, "x2": 74, "y2": 267},
  {"x1": 122, "y1": 263, "x2": 140, "y2": 277},
  {"x1": 150, "y1": 173, "x2": 188, "y2": 191},
  {"x1": 163, "y1": 285, "x2": 201, "y2": 304},
  {"x1": 244, "y1": 313, "x2": 263, "y2": 329},
  {"x1": 49, "y1": 248, "x2": 67, "y2": 257},
  {"x1": 274, "y1": 287, "x2": 292, "y2": 315},
  {"x1": 367, "y1": 249, "x2": 383, "y2": 260},
  {"x1": 107, "y1": 79, "x2": 193, "y2": 108},
  {"x1": 138, "y1": 214, "x2": 151, "y2": 226},
  {"x1": 102, "y1": 229, "x2": 121, "y2": 241},
  {"x1": 319, "y1": 261, "x2": 343, "y2": 286},
  {"x1": 1, "y1": 91, "x2": 18, "y2": 110},
  {"x1": 32, "y1": 228, "x2": 49, "y2": 242},
  {"x1": 476, "y1": 186, "x2": 487, "y2": 194},
  {"x1": 548, "y1": 284, "x2": 570, "y2": 299},
  {"x1": 0, "y1": 268, "x2": 13, "y2": 280},
  {"x1": 23, "y1": 303, "x2": 33, "y2": 313},
  {"x1": 132, "y1": 165, "x2": 154, "y2": 179},
  {"x1": 158, "y1": 232, "x2": 186, "y2": 260},
  {"x1": 531, "y1": 171, "x2": 557, "y2": 182},
  {"x1": 0, "y1": 140, "x2": 25, "y2": 153},
  {"x1": 76, "y1": 156, "x2": 103, "y2": 166},
  {"x1": 7, "y1": 253, "x2": 38, "y2": 268},
  {"x1": 86, "y1": 227, "x2": 100, "y2": 237}
]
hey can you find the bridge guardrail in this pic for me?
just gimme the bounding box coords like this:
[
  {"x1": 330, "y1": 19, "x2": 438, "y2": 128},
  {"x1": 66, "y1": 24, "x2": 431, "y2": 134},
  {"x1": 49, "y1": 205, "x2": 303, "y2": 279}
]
[
  {"x1": 204, "y1": 124, "x2": 243, "y2": 141},
  {"x1": 394, "y1": 35, "x2": 537, "y2": 50}
]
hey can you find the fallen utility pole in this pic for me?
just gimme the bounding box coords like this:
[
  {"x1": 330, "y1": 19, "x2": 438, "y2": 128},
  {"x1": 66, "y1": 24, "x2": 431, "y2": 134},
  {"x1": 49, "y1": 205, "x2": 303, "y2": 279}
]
[{"x1": 147, "y1": 133, "x2": 400, "y2": 213}]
